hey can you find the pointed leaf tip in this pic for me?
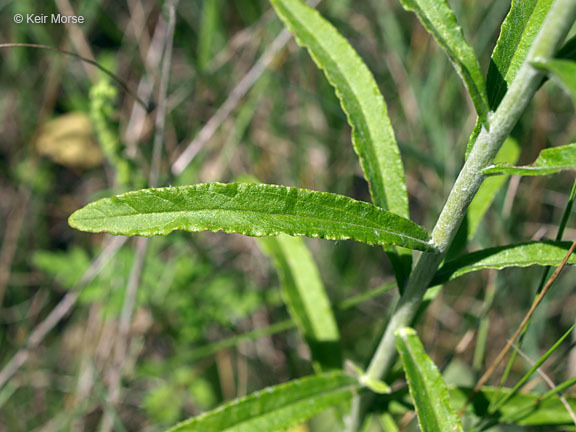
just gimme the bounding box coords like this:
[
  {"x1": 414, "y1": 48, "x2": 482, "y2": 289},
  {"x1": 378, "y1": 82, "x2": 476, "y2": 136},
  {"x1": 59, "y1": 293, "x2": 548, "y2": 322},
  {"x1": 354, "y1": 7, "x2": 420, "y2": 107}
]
[{"x1": 69, "y1": 183, "x2": 435, "y2": 251}]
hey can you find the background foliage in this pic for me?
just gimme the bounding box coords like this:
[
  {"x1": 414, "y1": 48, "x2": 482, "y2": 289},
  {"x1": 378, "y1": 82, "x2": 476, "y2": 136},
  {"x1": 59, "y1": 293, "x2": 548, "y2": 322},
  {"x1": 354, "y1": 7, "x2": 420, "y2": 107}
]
[{"x1": 0, "y1": 0, "x2": 575, "y2": 430}]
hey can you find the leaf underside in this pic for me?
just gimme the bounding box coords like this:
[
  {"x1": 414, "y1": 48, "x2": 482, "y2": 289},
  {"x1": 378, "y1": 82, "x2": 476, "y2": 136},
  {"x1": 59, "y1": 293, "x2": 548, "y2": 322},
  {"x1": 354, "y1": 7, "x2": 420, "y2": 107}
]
[
  {"x1": 166, "y1": 372, "x2": 358, "y2": 432},
  {"x1": 69, "y1": 183, "x2": 434, "y2": 251},
  {"x1": 483, "y1": 143, "x2": 576, "y2": 176}
]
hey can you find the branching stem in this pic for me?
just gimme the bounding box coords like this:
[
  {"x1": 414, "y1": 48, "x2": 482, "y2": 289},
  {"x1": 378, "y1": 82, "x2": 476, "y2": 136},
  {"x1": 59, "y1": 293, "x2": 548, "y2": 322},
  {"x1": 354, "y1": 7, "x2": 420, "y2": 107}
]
[{"x1": 348, "y1": 0, "x2": 576, "y2": 429}]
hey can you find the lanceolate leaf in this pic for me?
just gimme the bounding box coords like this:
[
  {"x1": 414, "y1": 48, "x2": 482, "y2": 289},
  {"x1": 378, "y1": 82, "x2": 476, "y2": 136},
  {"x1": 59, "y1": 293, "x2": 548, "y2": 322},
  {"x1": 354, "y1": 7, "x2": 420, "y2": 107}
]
[
  {"x1": 395, "y1": 328, "x2": 464, "y2": 432},
  {"x1": 166, "y1": 373, "x2": 359, "y2": 432},
  {"x1": 483, "y1": 143, "x2": 576, "y2": 176},
  {"x1": 432, "y1": 241, "x2": 576, "y2": 285},
  {"x1": 532, "y1": 59, "x2": 576, "y2": 105},
  {"x1": 69, "y1": 183, "x2": 434, "y2": 251},
  {"x1": 466, "y1": 0, "x2": 554, "y2": 157},
  {"x1": 398, "y1": 0, "x2": 489, "y2": 124},
  {"x1": 486, "y1": 0, "x2": 553, "y2": 108},
  {"x1": 269, "y1": 0, "x2": 408, "y2": 217},
  {"x1": 270, "y1": 0, "x2": 412, "y2": 287},
  {"x1": 259, "y1": 235, "x2": 342, "y2": 371}
]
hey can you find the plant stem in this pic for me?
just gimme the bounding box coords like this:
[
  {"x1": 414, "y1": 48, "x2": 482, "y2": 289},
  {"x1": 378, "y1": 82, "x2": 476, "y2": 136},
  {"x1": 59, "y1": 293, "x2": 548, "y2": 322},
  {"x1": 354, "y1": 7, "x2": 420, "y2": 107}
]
[{"x1": 347, "y1": 0, "x2": 576, "y2": 429}]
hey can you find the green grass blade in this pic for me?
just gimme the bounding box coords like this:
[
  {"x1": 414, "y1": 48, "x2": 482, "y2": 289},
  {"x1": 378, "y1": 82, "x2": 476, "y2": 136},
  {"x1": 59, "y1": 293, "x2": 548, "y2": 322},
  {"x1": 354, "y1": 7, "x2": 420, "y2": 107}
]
[
  {"x1": 186, "y1": 282, "x2": 396, "y2": 363},
  {"x1": 270, "y1": 0, "x2": 412, "y2": 287},
  {"x1": 491, "y1": 323, "x2": 576, "y2": 413},
  {"x1": 197, "y1": 0, "x2": 220, "y2": 70},
  {"x1": 466, "y1": 0, "x2": 554, "y2": 157},
  {"x1": 451, "y1": 386, "x2": 576, "y2": 427},
  {"x1": 259, "y1": 235, "x2": 342, "y2": 371},
  {"x1": 395, "y1": 328, "x2": 464, "y2": 432},
  {"x1": 69, "y1": 183, "x2": 435, "y2": 250},
  {"x1": 533, "y1": 59, "x2": 576, "y2": 104},
  {"x1": 483, "y1": 143, "x2": 576, "y2": 176},
  {"x1": 269, "y1": 0, "x2": 408, "y2": 217},
  {"x1": 432, "y1": 241, "x2": 576, "y2": 285},
  {"x1": 398, "y1": 0, "x2": 489, "y2": 124},
  {"x1": 165, "y1": 372, "x2": 359, "y2": 432},
  {"x1": 540, "y1": 375, "x2": 576, "y2": 402}
]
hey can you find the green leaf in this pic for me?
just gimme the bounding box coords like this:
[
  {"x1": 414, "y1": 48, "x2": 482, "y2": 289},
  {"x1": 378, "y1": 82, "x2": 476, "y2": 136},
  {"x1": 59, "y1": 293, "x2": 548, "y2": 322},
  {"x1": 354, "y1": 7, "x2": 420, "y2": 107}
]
[
  {"x1": 487, "y1": 0, "x2": 554, "y2": 108},
  {"x1": 398, "y1": 0, "x2": 489, "y2": 124},
  {"x1": 532, "y1": 59, "x2": 576, "y2": 105},
  {"x1": 466, "y1": 136, "x2": 520, "y2": 240},
  {"x1": 197, "y1": 0, "x2": 220, "y2": 70},
  {"x1": 432, "y1": 241, "x2": 576, "y2": 285},
  {"x1": 269, "y1": 0, "x2": 412, "y2": 287},
  {"x1": 69, "y1": 183, "x2": 435, "y2": 251},
  {"x1": 558, "y1": 34, "x2": 576, "y2": 61},
  {"x1": 269, "y1": 0, "x2": 407, "y2": 217},
  {"x1": 483, "y1": 143, "x2": 576, "y2": 176},
  {"x1": 451, "y1": 386, "x2": 576, "y2": 427},
  {"x1": 165, "y1": 372, "x2": 359, "y2": 432},
  {"x1": 346, "y1": 361, "x2": 391, "y2": 395},
  {"x1": 395, "y1": 327, "x2": 464, "y2": 432},
  {"x1": 259, "y1": 235, "x2": 342, "y2": 371},
  {"x1": 466, "y1": 0, "x2": 554, "y2": 157}
]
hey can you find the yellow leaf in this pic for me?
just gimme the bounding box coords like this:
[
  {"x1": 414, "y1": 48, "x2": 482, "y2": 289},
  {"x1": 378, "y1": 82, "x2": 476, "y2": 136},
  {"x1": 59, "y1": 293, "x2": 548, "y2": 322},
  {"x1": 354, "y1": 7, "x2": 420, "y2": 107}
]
[{"x1": 36, "y1": 112, "x2": 103, "y2": 169}]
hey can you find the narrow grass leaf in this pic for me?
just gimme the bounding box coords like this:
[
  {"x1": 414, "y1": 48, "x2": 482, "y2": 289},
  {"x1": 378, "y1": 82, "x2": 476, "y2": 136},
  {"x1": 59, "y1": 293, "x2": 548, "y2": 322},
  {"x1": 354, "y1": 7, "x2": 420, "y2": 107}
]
[
  {"x1": 166, "y1": 372, "x2": 359, "y2": 432},
  {"x1": 69, "y1": 183, "x2": 434, "y2": 251},
  {"x1": 197, "y1": 0, "x2": 220, "y2": 70},
  {"x1": 395, "y1": 328, "x2": 464, "y2": 432},
  {"x1": 466, "y1": 0, "x2": 554, "y2": 157},
  {"x1": 398, "y1": 0, "x2": 489, "y2": 124},
  {"x1": 451, "y1": 386, "x2": 576, "y2": 427},
  {"x1": 483, "y1": 143, "x2": 576, "y2": 176},
  {"x1": 432, "y1": 241, "x2": 576, "y2": 285},
  {"x1": 491, "y1": 323, "x2": 576, "y2": 412},
  {"x1": 259, "y1": 235, "x2": 342, "y2": 371},
  {"x1": 532, "y1": 59, "x2": 576, "y2": 104}
]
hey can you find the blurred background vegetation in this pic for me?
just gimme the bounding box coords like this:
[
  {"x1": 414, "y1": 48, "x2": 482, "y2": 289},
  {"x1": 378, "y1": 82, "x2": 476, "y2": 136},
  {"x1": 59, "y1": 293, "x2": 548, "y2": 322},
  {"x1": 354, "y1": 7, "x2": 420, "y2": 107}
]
[{"x1": 0, "y1": 0, "x2": 574, "y2": 430}]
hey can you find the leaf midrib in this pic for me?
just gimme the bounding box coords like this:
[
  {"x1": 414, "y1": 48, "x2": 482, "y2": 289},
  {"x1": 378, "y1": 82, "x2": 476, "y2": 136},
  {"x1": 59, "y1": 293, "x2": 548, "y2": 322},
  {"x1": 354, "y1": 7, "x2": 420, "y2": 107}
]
[
  {"x1": 403, "y1": 335, "x2": 443, "y2": 431},
  {"x1": 76, "y1": 205, "x2": 430, "y2": 245}
]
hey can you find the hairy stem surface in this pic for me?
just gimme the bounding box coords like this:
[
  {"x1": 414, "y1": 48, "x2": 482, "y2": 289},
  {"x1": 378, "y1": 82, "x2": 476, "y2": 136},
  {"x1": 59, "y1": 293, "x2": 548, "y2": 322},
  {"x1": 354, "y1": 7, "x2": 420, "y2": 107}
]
[{"x1": 348, "y1": 0, "x2": 576, "y2": 429}]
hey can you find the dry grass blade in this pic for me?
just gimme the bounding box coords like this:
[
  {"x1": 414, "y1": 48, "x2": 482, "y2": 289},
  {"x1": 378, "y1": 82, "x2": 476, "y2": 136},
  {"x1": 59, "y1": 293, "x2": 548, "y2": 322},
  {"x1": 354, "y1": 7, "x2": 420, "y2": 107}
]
[
  {"x1": 0, "y1": 236, "x2": 126, "y2": 390},
  {"x1": 0, "y1": 43, "x2": 149, "y2": 111},
  {"x1": 170, "y1": 0, "x2": 322, "y2": 175}
]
